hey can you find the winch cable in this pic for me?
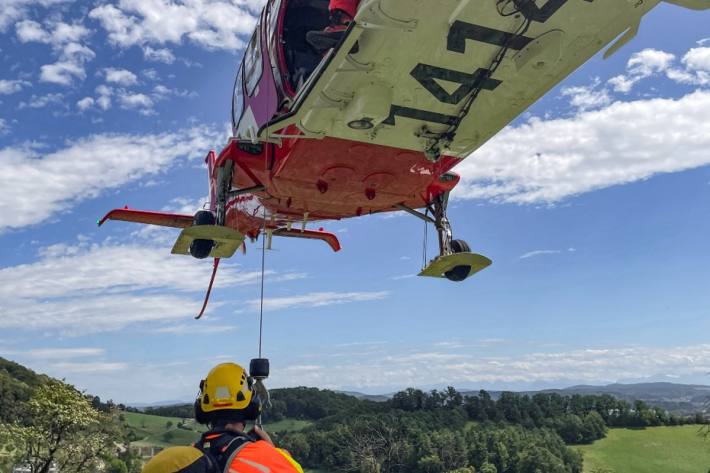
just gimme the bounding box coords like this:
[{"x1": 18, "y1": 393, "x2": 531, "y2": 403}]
[
  {"x1": 258, "y1": 205, "x2": 267, "y2": 359},
  {"x1": 422, "y1": 208, "x2": 429, "y2": 269}
]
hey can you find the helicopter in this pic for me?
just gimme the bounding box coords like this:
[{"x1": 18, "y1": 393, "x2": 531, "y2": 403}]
[{"x1": 100, "y1": 0, "x2": 710, "y2": 316}]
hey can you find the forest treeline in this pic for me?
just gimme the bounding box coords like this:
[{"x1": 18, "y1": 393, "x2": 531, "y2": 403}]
[{"x1": 145, "y1": 385, "x2": 707, "y2": 473}]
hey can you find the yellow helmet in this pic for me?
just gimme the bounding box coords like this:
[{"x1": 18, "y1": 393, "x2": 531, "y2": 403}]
[{"x1": 194, "y1": 362, "x2": 261, "y2": 424}]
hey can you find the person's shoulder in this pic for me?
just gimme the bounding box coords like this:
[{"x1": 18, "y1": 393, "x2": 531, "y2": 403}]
[{"x1": 142, "y1": 446, "x2": 212, "y2": 473}]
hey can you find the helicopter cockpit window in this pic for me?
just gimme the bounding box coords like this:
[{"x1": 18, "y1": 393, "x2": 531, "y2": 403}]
[
  {"x1": 281, "y1": 0, "x2": 330, "y2": 92},
  {"x1": 244, "y1": 25, "x2": 263, "y2": 96}
]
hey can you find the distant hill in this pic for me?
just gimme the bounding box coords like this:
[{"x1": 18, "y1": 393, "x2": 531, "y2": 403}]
[{"x1": 337, "y1": 390, "x2": 391, "y2": 402}]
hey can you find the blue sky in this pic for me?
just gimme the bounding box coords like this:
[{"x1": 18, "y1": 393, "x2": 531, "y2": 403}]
[{"x1": 1, "y1": 1, "x2": 710, "y2": 404}]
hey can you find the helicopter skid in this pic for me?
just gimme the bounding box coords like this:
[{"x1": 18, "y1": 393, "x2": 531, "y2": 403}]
[
  {"x1": 171, "y1": 225, "x2": 245, "y2": 258},
  {"x1": 418, "y1": 253, "x2": 492, "y2": 280}
]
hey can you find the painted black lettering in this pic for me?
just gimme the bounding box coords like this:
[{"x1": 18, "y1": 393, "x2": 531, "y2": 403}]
[
  {"x1": 383, "y1": 105, "x2": 458, "y2": 126},
  {"x1": 410, "y1": 64, "x2": 501, "y2": 105},
  {"x1": 448, "y1": 21, "x2": 533, "y2": 54},
  {"x1": 515, "y1": 0, "x2": 568, "y2": 23}
]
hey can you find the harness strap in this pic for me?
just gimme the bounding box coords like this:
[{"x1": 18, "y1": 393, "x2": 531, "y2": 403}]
[{"x1": 195, "y1": 430, "x2": 252, "y2": 473}]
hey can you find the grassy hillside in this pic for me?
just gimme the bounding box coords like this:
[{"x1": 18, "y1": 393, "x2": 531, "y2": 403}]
[
  {"x1": 578, "y1": 426, "x2": 710, "y2": 473},
  {"x1": 123, "y1": 411, "x2": 205, "y2": 447},
  {"x1": 123, "y1": 411, "x2": 312, "y2": 449}
]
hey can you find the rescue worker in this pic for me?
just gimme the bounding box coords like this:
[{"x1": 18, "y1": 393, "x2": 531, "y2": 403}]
[
  {"x1": 142, "y1": 362, "x2": 302, "y2": 473},
  {"x1": 307, "y1": 0, "x2": 361, "y2": 52}
]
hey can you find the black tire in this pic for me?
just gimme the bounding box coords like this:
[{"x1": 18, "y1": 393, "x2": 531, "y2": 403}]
[
  {"x1": 193, "y1": 210, "x2": 216, "y2": 226},
  {"x1": 445, "y1": 239, "x2": 472, "y2": 282},
  {"x1": 451, "y1": 239, "x2": 471, "y2": 253},
  {"x1": 190, "y1": 211, "x2": 216, "y2": 259}
]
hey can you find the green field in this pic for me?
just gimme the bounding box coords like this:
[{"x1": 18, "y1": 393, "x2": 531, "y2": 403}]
[
  {"x1": 578, "y1": 426, "x2": 710, "y2": 473},
  {"x1": 123, "y1": 411, "x2": 205, "y2": 447},
  {"x1": 123, "y1": 411, "x2": 312, "y2": 449}
]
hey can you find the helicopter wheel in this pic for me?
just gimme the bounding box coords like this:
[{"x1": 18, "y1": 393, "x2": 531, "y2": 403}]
[
  {"x1": 444, "y1": 239, "x2": 472, "y2": 282},
  {"x1": 189, "y1": 211, "x2": 216, "y2": 259}
]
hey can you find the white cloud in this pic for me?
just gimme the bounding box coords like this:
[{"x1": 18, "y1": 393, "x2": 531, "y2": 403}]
[
  {"x1": 76, "y1": 96, "x2": 94, "y2": 110},
  {"x1": 26, "y1": 348, "x2": 105, "y2": 359},
  {"x1": 0, "y1": 126, "x2": 221, "y2": 231},
  {"x1": 48, "y1": 362, "x2": 129, "y2": 373},
  {"x1": 0, "y1": 120, "x2": 7, "y2": 134},
  {"x1": 119, "y1": 92, "x2": 153, "y2": 109},
  {"x1": 0, "y1": 79, "x2": 31, "y2": 95},
  {"x1": 608, "y1": 49, "x2": 676, "y2": 93},
  {"x1": 142, "y1": 68, "x2": 159, "y2": 81},
  {"x1": 561, "y1": 81, "x2": 611, "y2": 111},
  {"x1": 16, "y1": 19, "x2": 90, "y2": 45},
  {"x1": 668, "y1": 47, "x2": 710, "y2": 85},
  {"x1": 95, "y1": 85, "x2": 113, "y2": 110},
  {"x1": 520, "y1": 248, "x2": 576, "y2": 260},
  {"x1": 519, "y1": 250, "x2": 560, "y2": 259},
  {"x1": 253, "y1": 291, "x2": 390, "y2": 312},
  {"x1": 18, "y1": 92, "x2": 64, "y2": 109},
  {"x1": 0, "y1": 241, "x2": 305, "y2": 334},
  {"x1": 15, "y1": 19, "x2": 50, "y2": 42},
  {"x1": 271, "y1": 344, "x2": 710, "y2": 391},
  {"x1": 683, "y1": 47, "x2": 710, "y2": 72},
  {"x1": 155, "y1": 324, "x2": 238, "y2": 334},
  {"x1": 454, "y1": 90, "x2": 710, "y2": 204},
  {"x1": 89, "y1": 0, "x2": 262, "y2": 52},
  {"x1": 0, "y1": 1, "x2": 69, "y2": 31},
  {"x1": 143, "y1": 46, "x2": 175, "y2": 64},
  {"x1": 17, "y1": 20, "x2": 95, "y2": 86},
  {"x1": 40, "y1": 60, "x2": 87, "y2": 85},
  {"x1": 104, "y1": 67, "x2": 138, "y2": 86}
]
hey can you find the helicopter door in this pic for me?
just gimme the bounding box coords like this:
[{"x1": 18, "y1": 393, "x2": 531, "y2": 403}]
[{"x1": 240, "y1": 9, "x2": 281, "y2": 139}]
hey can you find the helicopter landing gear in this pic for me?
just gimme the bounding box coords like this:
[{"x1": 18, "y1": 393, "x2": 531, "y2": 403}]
[{"x1": 399, "y1": 192, "x2": 492, "y2": 281}]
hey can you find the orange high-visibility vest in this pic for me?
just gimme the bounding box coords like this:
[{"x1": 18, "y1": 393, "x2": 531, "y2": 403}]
[{"x1": 222, "y1": 440, "x2": 303, "y2": 473}]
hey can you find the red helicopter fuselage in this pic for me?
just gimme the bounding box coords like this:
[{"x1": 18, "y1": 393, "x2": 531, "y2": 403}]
[{"x1": 220, "y1": 0, "x2": 458, "y2": 242}]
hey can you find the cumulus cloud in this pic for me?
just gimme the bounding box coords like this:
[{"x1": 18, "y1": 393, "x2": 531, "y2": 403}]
[
  {"x1": 252, "y1": 291, "x2": 390, "y2": 312},
  {"x1": 0, "y1": 126, "x2": 221, "y2": 231},
  {"x1": 454, "y1": 90, "x2": 710, "y2": 204},
  {"x1": 0, "y1": 0, "x2": 69, "y2": 32},
  {"x1": 104, "y1": 67, "x2": 138, "y2": 86},
  {"x1": 18, "y1": 92, "x2": 64, "y2": 109},
  {"x1": 16, "y1": 19, "x2": 95, "y2": 86},
  {"x1": 561, "y1": 80, "x2": 611, "y2": 111},
  {"x1": 667, "y1": 47, "x2": 710, "y2": 86},
  {"x1": 119, "y1": 92, "x2": 153, "y2": 110},
  {"x1": 0, "y1": 79, "x2": 31, "y2": 95},
  {"x1": 76, "y1": 96, "x2": 94, "y2": 111},
  {"x1": 39, "y1": 43, "x2": 95, "y2": 86},
  {"x1": 89, "y1": 0, "x2": 263, "y2": 52},
  {"x1": 608, "y1": 48, "x2": 676, "y2": 93},
  {"x1": 143, "y1": 46, "x2": 176, "y2": 64}
]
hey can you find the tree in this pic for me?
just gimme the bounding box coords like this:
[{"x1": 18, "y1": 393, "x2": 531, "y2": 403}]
[
  {"x1": 0, "y1": 379, "x2": 122, "y2": 473},
  {"x1": 479, "y1": 462, "x2": 497, "y2": 473},
  {"x1": 166, "y1": 420, "x2": 173, "y2": 429}
]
